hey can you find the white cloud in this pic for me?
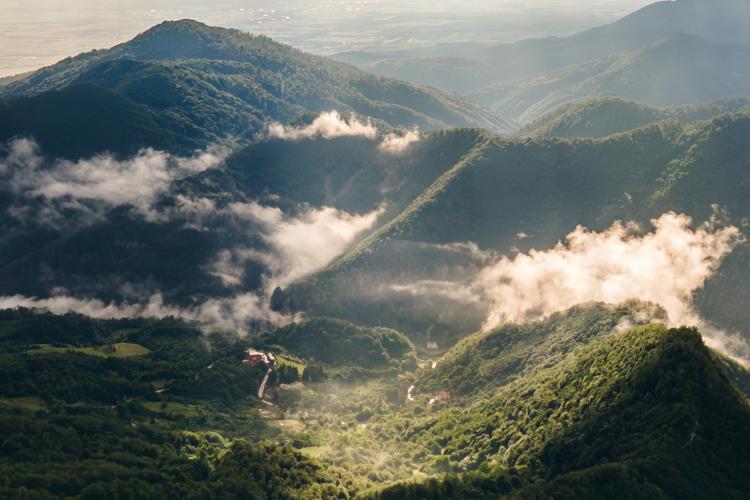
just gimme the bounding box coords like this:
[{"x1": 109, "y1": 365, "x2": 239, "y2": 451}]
[
  {"x1": 223, "y1": 201, "x2": 383, "y2": 288},
  {"x1": 1, "y1": 138, "x2": 228, "y2": 219},
  {"x1": 268, "y1": 111, "x2": 377, "y2": 141},
  {"x1": 0, "y1": 201, "x2": 382, "y2": 335},
  {"x1": 475, "y1": 213, "x2": 742, "y2": 331},
  {"x1": 394, "y1": 212, "x2": 748, "y2": 363},
  {"x1": 379, "y1": 129, "x2": 421, "y2": 154},
  {"x1": 0, "y1": 292, "x2": 288, "y2": 336},
  {"x1": 267, "y1": 111, "x2": 422, "y2": 153}
]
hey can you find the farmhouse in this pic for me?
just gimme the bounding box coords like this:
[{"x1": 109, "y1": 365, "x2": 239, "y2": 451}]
[
  {"x1": 429, "y1": 391, "x2": 451, "y2": 405},
  {"x1": 243, "y1": 348, "x2": 271, "y2": 367}
]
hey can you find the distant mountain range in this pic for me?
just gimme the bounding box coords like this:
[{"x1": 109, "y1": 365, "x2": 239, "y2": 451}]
[{"x1": 344, "y1": 0, "x2": 750, "y2": 122}]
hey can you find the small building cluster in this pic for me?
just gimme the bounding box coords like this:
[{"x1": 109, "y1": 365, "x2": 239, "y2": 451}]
[
  {"x1": 243, "y1": 348, "x2": 275, "y2": 367},
  {"x1": 429, "y1": 390, "x2": 451, "y2": 405}
]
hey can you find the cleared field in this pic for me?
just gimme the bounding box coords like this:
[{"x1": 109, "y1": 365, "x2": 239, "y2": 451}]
[
  {"x1": 112, "y1": 342, "x2": 150, "y2": 357},
  {"x1": 299, "y1": 445, "x2": 332, "y2": 459},
  {"x1": 142, "y1": 401, "x2": 201, "y2": 418},
  {"x1": 0, "y1": 397, "x2": 46, "y2": 411},
  {"x1": 276, "y1": 354, "x2": 306, "y2": 372},
  {"x1": 28, "y1": 343, "x2": 150, "y2": 358},
  {"x1": 273, "y1": 419, "x2": 306, "y2": 433}
]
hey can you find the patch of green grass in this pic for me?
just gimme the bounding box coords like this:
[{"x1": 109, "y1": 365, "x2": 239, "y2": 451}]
[
  {"x1": 142, "y1": 401, "x2": 201, "y2": 418},
  {"x1": 299, "y1": 445, "x2": 332, "y2": 459},
  {"x1": 112, "y1": 342, "x2": 150, "y2": 357},
  {"x1": 27, "y1": 342, "x2": 149, "y2": 358},
  {"x1": 277, "y1": 354, "x2": 306, "y2": 372},
  {"x1": 0, "y1": 397, "x2": 46, "y2": 411}
]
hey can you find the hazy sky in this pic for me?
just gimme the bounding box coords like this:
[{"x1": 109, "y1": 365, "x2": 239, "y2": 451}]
[{"x1": 0, "y1": 0, "x2": 655, "y2": 77}]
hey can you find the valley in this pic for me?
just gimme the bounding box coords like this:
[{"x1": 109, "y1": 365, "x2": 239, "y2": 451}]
[{"x1": 1, "y1": 0, "x2": 750, "y2": 498}]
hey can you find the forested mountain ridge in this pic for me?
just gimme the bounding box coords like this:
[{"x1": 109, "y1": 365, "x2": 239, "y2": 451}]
[
  {"x1": 0, "y1": 128, "x2": 486, "y2": 305},
  {"x1": 374, "y1": 312, "x2": 750, "y2": 499},
  {"x1": 0, "y1": 20, "x2": 512, "y2": 159},
  {"x1": 519, "y1": 96, "x2": 750, "y2": 139},
  {"x1": 276, "y1": 113, "x2": 750, "y2": 346}
]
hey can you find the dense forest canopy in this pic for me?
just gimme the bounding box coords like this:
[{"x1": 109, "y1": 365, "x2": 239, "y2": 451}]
[{"x1": 2, "y1": 0, "x2": 750, "y2": 498}]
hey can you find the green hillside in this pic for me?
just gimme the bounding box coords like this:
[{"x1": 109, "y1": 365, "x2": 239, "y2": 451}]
[
  {"x1": 4, "y1": 304, "x2": 750, "y2": 498},
  {"x1": 415, "y1": 302, "x2": 666, "y2": 396},
  {"x1": 0, "y1": 20, "x2": 512, "y2": 159},
  {"x1": 372, "y1": 315, "x2": 750, "y2": 498},
  {"x1": 257, "y1": 317, "x2": 414, "y2": 371},
  {"x1": 520, "y1": 96, "x2": 750, "y2": 138},
  {"x1": 277, "y1": 114, "x2": 750, "y2": 345}
]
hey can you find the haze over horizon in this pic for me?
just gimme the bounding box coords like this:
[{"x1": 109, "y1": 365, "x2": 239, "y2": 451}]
[{"x1": 0, "y1": 0, "x2": 655, "y2": 77}]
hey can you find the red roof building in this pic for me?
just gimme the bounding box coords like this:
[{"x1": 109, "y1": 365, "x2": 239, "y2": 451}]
[{"x1": 243, "y1": 348, "x2": 270, "y2": 367}]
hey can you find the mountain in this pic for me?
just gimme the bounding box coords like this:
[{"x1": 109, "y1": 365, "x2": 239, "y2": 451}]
[
  {"x1": 4, "y1": 106, "x2": 750, "y2": 348},
  {"x1": 414, "y1": 302, "x2": 667, "y2": 397},
  {"x1": 374, "y1": 306, "x2": 750, "y2": 498},
  {"x1": 0, "y1": 129, "x2": 483, "y2": 305},
  {"x1": 276, "y1": 113, "x2": 750, "y2": 346},
  {"x1": 0, "y1": 20, "x2": 513, "y2": 158},
  {"x1": 519, "y1": 96, "x2": 750, "y2": 138},
  {"x1": 362, "y1": 0, "x2": 750, "y2": 94},
  {"x1": 471, "y1": 34, "x2": 750, "y2": 123}
]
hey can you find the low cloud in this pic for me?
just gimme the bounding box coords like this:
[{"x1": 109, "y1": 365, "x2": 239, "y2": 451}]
[
  {"x1": 268, "y1": 111, "x2": 377, "y2": 141},
  {"x1": 0, "y1": 201, "x2": 382, "y2": 335},
  {"x1": 221, "y1": 201, "x2": 383, "y2": 288},
  {"x1": 395, "y1": 212, "x2": 748, "y2": 363},
  {"x1": 379, "y1": 129, "x2": 421, "y2": 154},
  {"x1": 476, "y1": 213, "x2": 742, "y2": 331},
  {"x1": 0, "y1": 293, "x2": 287, "y2": 335},
  {"x1": 1, "y1": 138, "x2": 227, "y2": 222},
  {"x1": 268, "y1": 111, "x2": 421, "y2": 152}
]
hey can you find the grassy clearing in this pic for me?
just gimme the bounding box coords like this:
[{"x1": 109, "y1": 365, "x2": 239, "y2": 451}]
[
  {"x1": 276, "y1": 354, "x2": 306, "y2": 372},
  {"x1": 28, "y1": 343, "x2": 150, "y2": 358},
  {"x1": 142, "y1": 401, "x2": 201, "y2": 418},
  {"x1": 0, "y1": 397, "x2": 47, "y2": 411},
  {"x1": 112, "y1": 342, "x2": 150, "y2": 357},
  {"x1": 273, "y1": 419, "x2": 306, "y2": 433},
  {"x1": 299, "y1": 445, "x2": 332, "y2": 459}
]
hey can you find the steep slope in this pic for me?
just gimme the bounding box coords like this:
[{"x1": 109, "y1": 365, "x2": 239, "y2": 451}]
[
  {"x1": 0, "y1": 83, "x2": 204, "y2": 158},
  {"x1": 373, "y1": 316, "x2": 750, "y2": 498},
  {"x1": 474, "y1": 34, "x2": 750, "y2": 123},
  {"x1": 415, "y1": 302, "x2": 666, "y2": 397},
  {"x1": 0, "y1": 129, "x2": 483, "y2": 306},
  {"x1": 0, "y1": 20, "x2": 512, "y2": 158},
  {"x1": 277, "y1": 115, "x2": 750, "y2": 345},
  {"x1": 364, "y1": 0, "x2": 750, "y2": 93}
]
